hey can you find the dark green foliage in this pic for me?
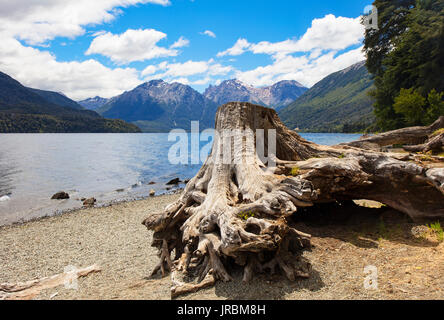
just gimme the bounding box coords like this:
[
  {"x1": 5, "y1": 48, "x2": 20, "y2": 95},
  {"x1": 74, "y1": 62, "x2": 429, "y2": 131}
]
[
  {"x1": 364, "y1": 0, "x2": 444, "y2": 130},
  {"x1": 364, "y1": 0, "x2": 416, "y2": 77},
  {"x1": 278, "y1": 62, "x2": 375, "y2": 133},
  {"x1": 393, "y1": 88, "x2": 444, "y2": 126},
  {"x1": 393, "y1": 88, "x2": 427, "y2": 125},
  {"x1": 131, "y1": 120, "x2": 174, "y2": 133},
  {"x1": 426, "y1": 89, "x2": 444, "y2": 123},
  {"x1": 0, "y1": 113, "x2": 141, "y2": 133},
  {"x1": 28, "y1": 88, "x2": 84, "y2": 110}
]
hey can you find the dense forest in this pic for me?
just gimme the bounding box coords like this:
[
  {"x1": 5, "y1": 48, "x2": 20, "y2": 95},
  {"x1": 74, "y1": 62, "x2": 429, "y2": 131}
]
[
  {"x1": 279, "y1": 61, "x2": 375, "y2": 133},
  {"x1": 0, "y1": 113, "x2": 141, "y2": 133},
  {"x1": 365, "y1": 0, "x2": 444, "y2": 130},
  {"x1": 0, "y1": 71, "x2": 141, "y2": 133}
]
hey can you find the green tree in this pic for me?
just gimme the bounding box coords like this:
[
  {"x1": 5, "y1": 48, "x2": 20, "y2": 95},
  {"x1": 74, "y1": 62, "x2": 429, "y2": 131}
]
[
  {"x1": 426, "y1": 89, "x2": 444, "y2": 123},
  {"x1": 364, "y1": 0, "x2": 416, "y2": 77},
  {"x1": 393, "y1": 88, "x2": 426, "y2": 125},
  {"x1": 393, "y1": 88, "x2": 444, "y2": 126},
  {"x1": 363, "y1": 0, "x2": 444, "y2": 130}
]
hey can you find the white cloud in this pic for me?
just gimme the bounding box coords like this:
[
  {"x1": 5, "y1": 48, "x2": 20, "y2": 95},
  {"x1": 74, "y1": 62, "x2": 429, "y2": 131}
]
[
  {"x1": 217, "y1": 38, "x2": 251, "y2": 57},
  {"x1": 0, "y1": 3, "x2": 367, "y2": 102},
  {"x1": 156, "y1": 60, "x2": 210, "y2": 77},
  {"x1": 0, "y1": 0, "x2": 177, "y2": 100},
  {"x1": 172, "y1": 77, "x2": 212, "y2": 86},
  {"x1": 91, "y1": 30, "x2": 107, "y2": 37},
  {"x1": 141, "y1": 65, "x2": 157, "y2": 76},
  {"x1": 207, "y1": 63, "x2": 233, "y2": 76},
  {"x1": 201, "y1": 30, "x2": 216, "y2": 38},
  {"x1": 249, "y1": 15, "x2": 363, "y2": 59},
  {"x1": 217, "y1": 14, "x2": 366, "y2": 88},
  {"x1": 143, "y1": 59, "x2": 233, "y2": 78},
  {"x1": 142, "y1": 59, "x2": 233, "y2": 85},
  {"x1": 0, "y1": 0, "x2": 171, "y2": 45},
  {"x1": 0, "y1": 38, "x2": 142, "y2": 100},
  {"x1": 236, "y1": 47, "x2": 365, "y2": 88},
  {"x1": 86, "y1": 29, "x2": 179, "y2": 64},
  {"x1": 170, "y1": 36, "x2": 190, "y2": 49},
  {"x1": 218, "y1": 15, "x2": 363, "y2": 58}
]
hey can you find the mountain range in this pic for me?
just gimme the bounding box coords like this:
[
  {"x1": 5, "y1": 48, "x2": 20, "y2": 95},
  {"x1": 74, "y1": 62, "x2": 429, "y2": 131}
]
[
  {"x1": 96, "y1": 80, "x2": 219, "y2": 132},
  {"x1": 278, "y1": 61, "x2": 375, "y2": 133},
  {"x1": 0, "y1": 71, "x2": 141, "y2": 133},
  {"x1": 203, "y1": 79, "x2": 308, "y2": 109},
  {"x1": 82, "y1": 63, "x2": 374, "y2": 133},
  {"x1": 78, "y1": 96, "x2": 110, "y2": 111},
  {"x1": 1, "y1": 60, "x2": 376, "y2": 134},
  {"x1": 79, "y1": 79, "x2": 308, "y2": 132}
]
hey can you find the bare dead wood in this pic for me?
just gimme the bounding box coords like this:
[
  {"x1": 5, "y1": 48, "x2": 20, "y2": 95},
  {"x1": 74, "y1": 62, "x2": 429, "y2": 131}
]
[
  {"x1": 171, "y1": 269, "x2": 216, "y2": 299},
  {"x1": 403, "y1": 133, "x2": 444, "y2": 153},
  {"x1": 142, "y1": 102, "x2": 444, "y2": 298},
  {"x1": 342, "y1": 116, "x2": 444, "y2": 150},
  {"x1": 0, "y1": 265, "x2": 101, "y2": 300}
]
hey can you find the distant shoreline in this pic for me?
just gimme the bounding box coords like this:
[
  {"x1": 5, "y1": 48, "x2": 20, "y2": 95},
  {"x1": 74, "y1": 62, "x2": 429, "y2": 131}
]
[{"x1": 0, "y1": 189, "x2": 184, "y2": 228}]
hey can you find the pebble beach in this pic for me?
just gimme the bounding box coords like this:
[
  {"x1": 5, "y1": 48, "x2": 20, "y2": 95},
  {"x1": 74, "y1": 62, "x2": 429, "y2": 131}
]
[{"x1": 1, "y1": 194, "x2": 443, "y2": 300}]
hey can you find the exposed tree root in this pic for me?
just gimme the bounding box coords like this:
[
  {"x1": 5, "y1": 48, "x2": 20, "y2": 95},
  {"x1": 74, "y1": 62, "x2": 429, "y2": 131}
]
[{"x1": 142, "y1": 103, "x2": 444, "y2": 298}]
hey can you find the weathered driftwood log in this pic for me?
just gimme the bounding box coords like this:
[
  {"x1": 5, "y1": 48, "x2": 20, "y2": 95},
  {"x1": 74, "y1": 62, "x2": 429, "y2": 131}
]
[
  {"x1": 342, "y1": 116, "x2": 444, "y2": 150},
  {"x1": 403, "y1": 132, "x2": 444, "y2": 153},
  {"x1": 0, "y1": 265, "x2": 101, "y2": 300},
  {"x1": 142, "y1": 102, "x2": 444, "y2": 298}
]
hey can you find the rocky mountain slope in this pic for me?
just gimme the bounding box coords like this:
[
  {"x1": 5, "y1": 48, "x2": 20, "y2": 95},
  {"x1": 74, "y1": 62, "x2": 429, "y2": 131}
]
[
  {"x1": 97, "y1": 80, "x2": 218, "y2": 132},
  {"x1": 78, "y1": 96, "x2": 110, "y2": 111},
  {"x1": 204, "y1": 79, "x2": 307, "y2": 109}
]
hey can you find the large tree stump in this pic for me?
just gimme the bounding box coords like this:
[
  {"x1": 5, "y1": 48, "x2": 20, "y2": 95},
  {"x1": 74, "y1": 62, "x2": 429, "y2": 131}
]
[{"x1": 142, "y1": 102, "x2": 444, "y2": 298}]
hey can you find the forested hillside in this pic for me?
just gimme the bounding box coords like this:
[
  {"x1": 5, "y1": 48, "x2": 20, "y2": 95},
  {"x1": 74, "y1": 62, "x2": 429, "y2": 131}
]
[
  {"x1": 0, "y1": 71, "x2": 141, "y2": 133},
  {"x1": 278, "y1": 61, "x2": 375, "y2": 133}
]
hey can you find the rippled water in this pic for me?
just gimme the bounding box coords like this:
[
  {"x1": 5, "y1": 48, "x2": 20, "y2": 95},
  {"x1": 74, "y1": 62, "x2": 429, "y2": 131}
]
[{"x1": 0, "y1": 132, "x2": 361, "y2": 225}]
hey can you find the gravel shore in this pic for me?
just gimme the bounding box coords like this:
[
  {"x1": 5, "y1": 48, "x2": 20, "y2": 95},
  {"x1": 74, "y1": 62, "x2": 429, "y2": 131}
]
[{"x1": 1, "y1": 195, "x2": 443, "y2": 300}]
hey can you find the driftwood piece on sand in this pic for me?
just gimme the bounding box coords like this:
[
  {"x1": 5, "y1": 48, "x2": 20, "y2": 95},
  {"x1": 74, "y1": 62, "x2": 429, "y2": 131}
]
[
  {"x1": 142, "y1": 102, "x2": 444, "y2": 298},
  {"x1": 342, "y1": 116, "x2": 444, "y2": 150},
  {"x1": 0, "y1": 265, "x2": 101, "y2": 300}
]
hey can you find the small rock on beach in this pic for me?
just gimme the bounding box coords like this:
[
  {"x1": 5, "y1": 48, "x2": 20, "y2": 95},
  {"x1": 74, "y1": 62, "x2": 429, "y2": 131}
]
[
  {"x1": 166, "y1": 178, "x2": 181, "y2": 185},
  {"x1": 83, "y1": 198, "x2": 97, "y2": 207},
  {"x1": 51, "y1": 192, "x2": 70, "y2": 200}
]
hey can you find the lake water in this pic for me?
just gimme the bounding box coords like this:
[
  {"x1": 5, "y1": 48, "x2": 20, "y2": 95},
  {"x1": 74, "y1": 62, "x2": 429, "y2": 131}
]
[{"x1": 0, "y1": 133, "x2": 361, "y2": 226}]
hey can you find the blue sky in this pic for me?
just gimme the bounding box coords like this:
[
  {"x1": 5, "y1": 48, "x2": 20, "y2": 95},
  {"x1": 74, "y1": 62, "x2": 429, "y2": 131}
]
[{"x1": 0, "y1": 0, "x2": 372, "y2": 100}]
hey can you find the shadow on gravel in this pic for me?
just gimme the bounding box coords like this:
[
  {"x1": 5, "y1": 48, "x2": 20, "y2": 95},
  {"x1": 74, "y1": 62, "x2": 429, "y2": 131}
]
[
  {"x1": 212, "y1": 266, "x2": 325, "y2": 300},
  {"x1": 291, "y1": 201, "x2": 441, "y2": 249}
]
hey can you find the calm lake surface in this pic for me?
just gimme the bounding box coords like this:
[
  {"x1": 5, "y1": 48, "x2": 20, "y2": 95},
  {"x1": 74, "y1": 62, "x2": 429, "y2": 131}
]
[{"x1": 0, "y1": 133, "x2": 361, "y2": 225}]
